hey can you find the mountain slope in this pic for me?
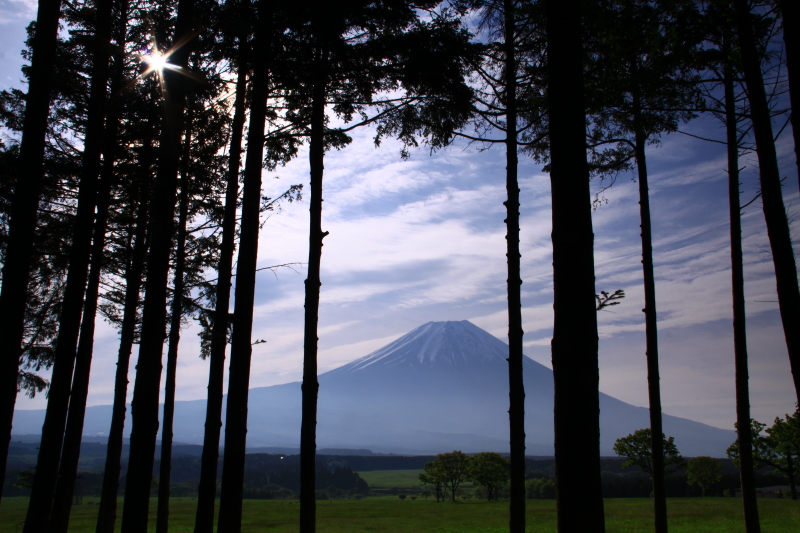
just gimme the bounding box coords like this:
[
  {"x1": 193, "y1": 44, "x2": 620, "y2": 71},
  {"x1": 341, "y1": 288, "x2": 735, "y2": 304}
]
[{"x1": 12, "y1": 320, "x2": 736, "y2": 456}]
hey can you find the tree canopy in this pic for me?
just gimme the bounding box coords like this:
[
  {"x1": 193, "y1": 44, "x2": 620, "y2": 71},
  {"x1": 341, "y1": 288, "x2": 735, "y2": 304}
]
[{"x1": 613, "y1": 428, "x2": 685, "y2": 478}]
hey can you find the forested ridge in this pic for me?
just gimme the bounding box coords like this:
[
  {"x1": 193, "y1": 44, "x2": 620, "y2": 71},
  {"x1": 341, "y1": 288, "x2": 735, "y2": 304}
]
[{"x1": 0, "y1": 0, "x2": 798, "y2": 532}]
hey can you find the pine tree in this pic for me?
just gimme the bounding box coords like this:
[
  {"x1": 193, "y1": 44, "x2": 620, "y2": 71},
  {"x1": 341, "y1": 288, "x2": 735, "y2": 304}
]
[
  {"x1": 22, "y1": 0, "x2": 116, "y2": 526},
  {"x1": 450, "y1": 2, "x2": 544, "y2": 526},
  {"x1": 0, "y1": 0, "x2": 67, "y2": 500},
  {"x1": 216, "y1": 1, "x2": 273, "y2": 529},
  {"x1": 120, "y1": 0, "x2": 198, "y2": 526},
  {"x1": 545, "y1": 0, "x2": 605, "y2": 530},
  {"x1": 586, "y1": 2, "x2": 703, "y2": 529},
  {"x1": 732, "y1": 0, "x2": 800, "y2": 406},
  {"x1": 193, "y1": 13, "x2": 249, "y2": 531}
]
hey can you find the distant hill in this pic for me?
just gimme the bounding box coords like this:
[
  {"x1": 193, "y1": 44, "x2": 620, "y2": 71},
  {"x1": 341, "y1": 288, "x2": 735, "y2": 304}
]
[{"x1": 12, "y1": 320, "x2": 736, "y2": 456}]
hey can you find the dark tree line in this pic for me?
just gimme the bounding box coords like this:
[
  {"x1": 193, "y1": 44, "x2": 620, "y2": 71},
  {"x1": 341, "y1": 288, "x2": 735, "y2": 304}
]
[{"x1": 0, "y1": 0, "x2": 797, "y2": 532}]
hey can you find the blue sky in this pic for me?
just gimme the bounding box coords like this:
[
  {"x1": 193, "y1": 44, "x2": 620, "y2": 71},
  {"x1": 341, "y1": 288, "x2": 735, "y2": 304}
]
[{"x1": 4, "y1": 1, "x2": 799, "y2": 434}]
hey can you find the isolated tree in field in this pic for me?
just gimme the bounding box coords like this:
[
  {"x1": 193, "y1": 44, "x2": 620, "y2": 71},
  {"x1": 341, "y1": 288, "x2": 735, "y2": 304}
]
[
  {"x1": 729, "y1": 412, "x2": 800, "y2": 500},
  {"x1": 544, "y1": 0, "x2": 606, "y2": 529},
  {"x1": 419, "y1": 462, "x2": 446, "y2": 502},
  {"x1": 469, "y1": 452, "x2": 510, "y2": 501},
  {"x1": 733, "y1": 0, "x2": 800, "y2": 406},
  {"x1": 614, "y1": 428, "x2": 685, "y2": 478},
  {"x1": 727, "y1": 419, "x2": 771, "y2": 465},
  {"x1": 764, "y1": 410, "x2": 800, "y2": 500},
  {"x1": 687, "y1": 456, "x2": 723, "y2": 497},
  {"x1": 420, "y1": 451, "x2": 471, "y2": 502}
]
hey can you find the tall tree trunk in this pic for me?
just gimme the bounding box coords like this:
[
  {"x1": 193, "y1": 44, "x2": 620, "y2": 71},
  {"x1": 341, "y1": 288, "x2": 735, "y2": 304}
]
[
  {"x1": 216, "y1": 2, "x2": 271, "y2": 531},
  {"x1": 546, "y1": 0, "x2": 606, "y2": 531},
  {"x1": 120, "y1": 0, "x2": 195, "y2": 527},
  {"x1": 193, "y1": 37, "x2": 248, "y2": 533},
  {"x1": 300, "y1": 29, "x2": 329, "y2": 532},
  {"x1": 503, "y1": 2, "x2": 525, "y2": 532},
  {"x1": 94, "y1": 180, "x2": 150, "y2": 533},
  {"x1": 631, "y1": 93, "x2": 668, "y2": 533},
  {"x1": 0, "y1": 0, "x2": 64, "y2": 498},
  {"x1": 89, "y1": 1, "x2": 138, "y2": 521},
  {"x1": 23, "y1": 0, "x2": 114, "y2": 525},
  {"x1": 776, "y1": 0, "x2": 799, "y2": 191},
  {"x1": 733, "y1": 0, "x2": 800, "y2": 406},
  {"x1": 156, "y1": 118, "x2": 193, "y2": 533},
  {"x1": 49, "y1": 144, "x2": 116, "y2": 533},
  {"x1": 723, "y1": 44, "x2": 761, "y2": 533}
]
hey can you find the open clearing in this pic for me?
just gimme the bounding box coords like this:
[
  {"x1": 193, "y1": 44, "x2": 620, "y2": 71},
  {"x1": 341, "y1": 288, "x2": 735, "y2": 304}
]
[
  {"x1": 357, "y1": 469, "x2": 424, "y2": 488},
  {"x1": 0, "y1": 497, "x2": 798, "y2": 532}
]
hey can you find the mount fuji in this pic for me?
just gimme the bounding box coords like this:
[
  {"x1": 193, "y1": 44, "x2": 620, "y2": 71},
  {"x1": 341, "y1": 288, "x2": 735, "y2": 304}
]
[{"x1": 12, "y1": 320, "x2": 736, "y2": 456}]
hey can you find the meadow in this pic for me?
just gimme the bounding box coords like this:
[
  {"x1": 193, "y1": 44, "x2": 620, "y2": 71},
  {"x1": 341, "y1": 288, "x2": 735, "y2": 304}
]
[
  {"x1": 357, "y1": 469, "x2": 426, "y2": 489},
  {"x1": 0, "y1": 497, "x2": 798, "y2": 532}
]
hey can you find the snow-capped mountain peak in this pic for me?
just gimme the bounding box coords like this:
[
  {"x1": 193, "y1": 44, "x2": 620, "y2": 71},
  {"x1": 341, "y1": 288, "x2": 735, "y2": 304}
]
[{"x1": 325, "y1": 320, "x2": 509, "y2": 377}]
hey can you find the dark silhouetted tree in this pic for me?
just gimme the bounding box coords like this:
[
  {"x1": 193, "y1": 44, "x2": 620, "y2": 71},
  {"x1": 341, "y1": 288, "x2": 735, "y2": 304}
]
[
  {"x1": 216, "y1": 1, "x2": 273, "y2": 530},
  {"x1": 23, "y1": 0, "x2": 117, "y2": 527},
  {"x1": 589, "y1": 2, "x2": 703, "y2": 529},
  {"x1": 451, "y1": 1, "x2": 544, "y2": 526},
  {"x1": 613, "y1": 428, "x2": 685, "y2": 477},
  {"x1": 733, "y1": 0, "x2": 800, "y2": 406},
  {"x1": 193, "y1": 3, "x2": 250, "y2": 529},
  {"x1": 687, "y1": 456, "x2": 723, "y2": 496},
  {"x1": 0, "y1": 0, "x2": 68, "y2": 503},
  {"x1": 545, "y1": 0, "x2": 605, "y2": 529},
  {"x1": 120, "y1": 0, "x2": 198, "y2": 526}
]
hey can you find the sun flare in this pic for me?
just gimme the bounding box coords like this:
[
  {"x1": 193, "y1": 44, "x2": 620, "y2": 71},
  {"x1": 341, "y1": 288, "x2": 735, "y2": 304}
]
[{"x1": 143, "y1": 49, "x2": 170, "y2": 74}]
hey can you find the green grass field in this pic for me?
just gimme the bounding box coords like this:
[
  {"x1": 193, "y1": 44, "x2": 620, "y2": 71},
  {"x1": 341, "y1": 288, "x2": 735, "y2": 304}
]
[
  {"x1": 1, "y1": 497, "x2": 798, "y2": 532},
  {"x1": 357, "y1": 469, "x2": 424, "y2": 488}
]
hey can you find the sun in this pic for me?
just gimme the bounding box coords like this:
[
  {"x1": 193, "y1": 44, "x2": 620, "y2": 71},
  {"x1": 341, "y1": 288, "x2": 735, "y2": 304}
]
[
  {"x1": 145, "y1": 50, "x2": 169, "y2": 73},
  {"x1": 139, "y1": 41, "x2": 174, "y2": 78},
  {"x1": 132, "y1": 36, "x2": 202, "y2": 94}
]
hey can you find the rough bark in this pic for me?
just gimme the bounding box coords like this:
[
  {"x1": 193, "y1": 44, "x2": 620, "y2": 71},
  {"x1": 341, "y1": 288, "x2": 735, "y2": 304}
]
[
  {"x1": 216, "y1": 2, "x2": 271, "y2": 531},
  {"x1": 733, "y1": 0, "x2": 800, "y2": 406},
  {"x1": 22, "y1": 0, "x2": 114, "y2": 524},
  {"x1": 300, "y1": 41, "x2": 327, "y2": 533},
  {"x1": 0, "y1": 0, "x2": 64, "y2": 497},
  {"x1": 546, "y1": 0, "x2": 606, "y2": 530},
  {"x1": 193, "y1": 40, "x2": 248, "y2": 533},
  {"x1": 120, "y1": 0, "x2": 195, "y2": 527},
  {"x1": 723, "y1": 47, "x2": 762, "y2": 533},
  {"x1": 156, "y1": 120, "x2": 193, "y2": 533},
  {"x1": 631, "y1": 93, "x2": 668, "y2": 533},
  {"x1": 503, "y1": 1, "x2": 525, "y2": 531}
]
